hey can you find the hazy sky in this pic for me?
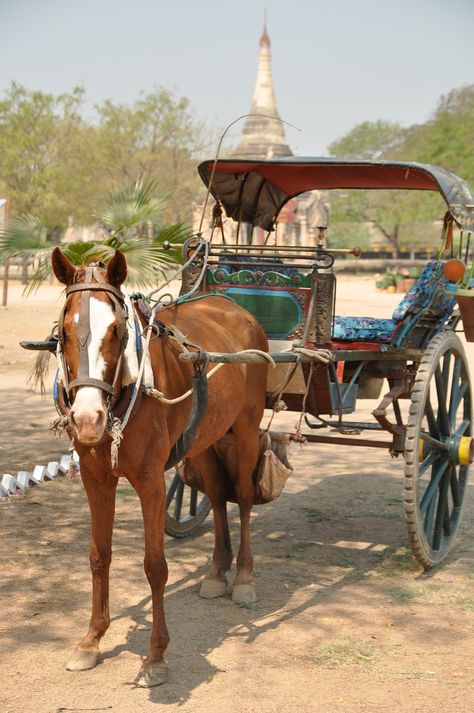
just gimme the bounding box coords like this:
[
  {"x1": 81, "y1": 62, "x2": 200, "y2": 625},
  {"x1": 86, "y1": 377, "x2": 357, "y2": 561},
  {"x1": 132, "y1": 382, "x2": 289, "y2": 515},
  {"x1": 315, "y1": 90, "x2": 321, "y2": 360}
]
[{"x1": 1, "y1": 0, "x2": 473, "y2": 156}]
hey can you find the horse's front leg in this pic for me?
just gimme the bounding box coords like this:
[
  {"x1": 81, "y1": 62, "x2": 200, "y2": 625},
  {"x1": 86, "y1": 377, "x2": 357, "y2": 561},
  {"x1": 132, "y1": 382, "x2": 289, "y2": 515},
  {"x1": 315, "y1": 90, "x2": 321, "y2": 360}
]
[
  {"x1": 133, "y1": 466, "x2": 170, "y2": 688},
  {"x1": 67, "y1": 467, "x2": 117, "y2": 671}
]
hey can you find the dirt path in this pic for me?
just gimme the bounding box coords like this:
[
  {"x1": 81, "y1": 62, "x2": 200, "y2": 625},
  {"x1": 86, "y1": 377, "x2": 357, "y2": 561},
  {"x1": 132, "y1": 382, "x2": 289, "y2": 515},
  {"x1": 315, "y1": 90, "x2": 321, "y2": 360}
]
[{"x1": 1, "y1": 279, "x2": 473, "y2": 713}]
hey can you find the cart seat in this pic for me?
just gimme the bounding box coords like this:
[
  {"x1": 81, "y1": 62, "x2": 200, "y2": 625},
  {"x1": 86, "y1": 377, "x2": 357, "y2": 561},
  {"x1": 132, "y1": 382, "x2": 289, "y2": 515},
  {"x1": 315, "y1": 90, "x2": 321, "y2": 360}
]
[
  {"x1": 333, "y1": 260, "x2": 455, "y2": 343},
  {"x1": 333, "y1": 316, "x2": 397, "y2": 342}
]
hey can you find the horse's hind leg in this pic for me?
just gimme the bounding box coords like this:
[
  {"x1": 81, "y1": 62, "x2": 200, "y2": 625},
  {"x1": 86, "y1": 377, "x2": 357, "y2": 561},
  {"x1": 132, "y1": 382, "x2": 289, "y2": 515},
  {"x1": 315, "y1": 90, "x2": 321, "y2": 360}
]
[
  {"x1": 67, "y1": 469, "x2": 117, "y2": 671},
  {"x1": 187, "y1": 449, "x2": 233, "y2": 599},
  {"x1": 230, "y1": 410, "x2": 261, "y2": 605}
]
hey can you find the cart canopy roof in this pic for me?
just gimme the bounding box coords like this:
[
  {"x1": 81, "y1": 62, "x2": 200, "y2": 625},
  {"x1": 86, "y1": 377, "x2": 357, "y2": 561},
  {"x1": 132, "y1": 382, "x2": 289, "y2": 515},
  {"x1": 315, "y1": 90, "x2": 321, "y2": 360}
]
[{"x1": 198, "y1": 157, "x2": 474, "y2": 231}]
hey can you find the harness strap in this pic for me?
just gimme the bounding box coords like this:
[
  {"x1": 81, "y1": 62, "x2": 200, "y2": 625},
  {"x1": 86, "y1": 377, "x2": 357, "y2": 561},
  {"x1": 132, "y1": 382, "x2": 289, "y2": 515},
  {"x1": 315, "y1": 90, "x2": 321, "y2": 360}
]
[
  {"x1": 68, "y1": 377, "x2": 117, "y2": 396},
  {"x1": 75, "y1": 266, "x2": 94, "y2": 387},
  {"x1": 165, "y1": 360, "x2": 209, "y2": 470},
  {"x1": 65, "y1": 281, "x2": 126, "y2": 303}
]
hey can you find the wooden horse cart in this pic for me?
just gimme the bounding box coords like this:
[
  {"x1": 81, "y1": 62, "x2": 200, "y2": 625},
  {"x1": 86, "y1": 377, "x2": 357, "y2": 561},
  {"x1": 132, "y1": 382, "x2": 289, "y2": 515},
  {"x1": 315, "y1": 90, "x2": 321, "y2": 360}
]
[
  {"x1": 20, "y1": 158, "x2": 474, "y2": 569},
  {"x1": 164, "y1": 157, "x2": 474, "y2": 569}
]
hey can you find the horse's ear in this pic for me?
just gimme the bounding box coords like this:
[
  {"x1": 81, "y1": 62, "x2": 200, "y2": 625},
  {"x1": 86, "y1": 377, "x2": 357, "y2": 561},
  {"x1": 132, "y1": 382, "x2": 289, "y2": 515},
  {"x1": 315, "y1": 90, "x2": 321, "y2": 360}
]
[
  {"x1": 106, "y1": 250, "x2": 127, "y2": 287},
  {"x1": 51, "y1": 247, "x2": 76, "y2": 285}
]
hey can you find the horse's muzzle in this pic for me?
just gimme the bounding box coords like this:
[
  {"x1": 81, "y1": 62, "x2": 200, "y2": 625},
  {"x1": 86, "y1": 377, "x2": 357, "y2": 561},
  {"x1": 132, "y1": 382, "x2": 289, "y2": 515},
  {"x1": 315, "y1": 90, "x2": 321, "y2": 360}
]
[{"x1": 70, "y1": 408, "x2": 107, "y2": 445}]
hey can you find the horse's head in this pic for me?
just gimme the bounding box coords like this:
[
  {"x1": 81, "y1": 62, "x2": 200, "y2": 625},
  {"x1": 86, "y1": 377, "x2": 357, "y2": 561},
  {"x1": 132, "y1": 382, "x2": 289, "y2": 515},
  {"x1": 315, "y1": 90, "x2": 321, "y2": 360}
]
[{"x1": 52, "y1": 247, "x2": 128, "y2": 445}]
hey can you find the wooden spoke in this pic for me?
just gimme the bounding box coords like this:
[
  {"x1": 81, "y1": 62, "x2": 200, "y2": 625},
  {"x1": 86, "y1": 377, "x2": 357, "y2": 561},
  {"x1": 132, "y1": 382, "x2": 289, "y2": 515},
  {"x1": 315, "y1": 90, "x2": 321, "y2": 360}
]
[
  {"x1": 419, "y1": 459, "x2": 449, "y2": 516},
  {"x1": 190, "y1": 487, "x2": 198, "y2": 517},
  {"x1": 418, "y1": 449, "x2": 440, "y2": 477},
  {"x1": 434, "y1": 365, "x2": 450, "y2": 436},
  {"x1": 173, "y1": 479, "x2": 185, "y2": 521},
  {"x1": 454, "y1": 418, "x2": 470, "y2": 438},
  {"x1": 419, "y1": 432, "x2": 448, "y2": 453},
  {"x1": 423, "y1": 487, "x2": 438, "y2": 539},
  {"x1": 450, "y1": 467, "x2": 461, "y2": 508},
  {"x1": 425, "y1": 398, "x2": 440, "y2": 440},
  {"x1": 448, "y1": 356, "x2": 463, "y2": 421},
  {"x1": 166, "y1": 473, "x2": 181, "y2": 509},
  {"x1": 449, "y1": 382, "x2": 468, "y2": 426},
  {"x1": 432, "y1": 470, "x2": 451, "y2": 550}
]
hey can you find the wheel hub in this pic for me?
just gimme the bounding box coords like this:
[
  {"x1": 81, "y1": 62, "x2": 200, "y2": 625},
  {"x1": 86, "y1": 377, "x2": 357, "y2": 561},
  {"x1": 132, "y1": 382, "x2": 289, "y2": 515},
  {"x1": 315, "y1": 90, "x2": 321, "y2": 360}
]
[
  {"x1": 445, "y1": 434, "x2": 474, "y2": 465},
  {"x1": 454, "y1": 436, "x2": 474, "y2": 466},
  {"x1": 419, "y1": 435, "x2": 473, "y2": 466}
]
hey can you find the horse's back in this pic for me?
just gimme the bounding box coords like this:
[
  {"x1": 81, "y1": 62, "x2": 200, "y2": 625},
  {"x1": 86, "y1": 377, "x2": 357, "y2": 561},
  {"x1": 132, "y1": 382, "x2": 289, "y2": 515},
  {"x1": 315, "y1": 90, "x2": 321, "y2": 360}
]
[{"x1": 158, "y1": 294, "x2": 268, "y2": 353}]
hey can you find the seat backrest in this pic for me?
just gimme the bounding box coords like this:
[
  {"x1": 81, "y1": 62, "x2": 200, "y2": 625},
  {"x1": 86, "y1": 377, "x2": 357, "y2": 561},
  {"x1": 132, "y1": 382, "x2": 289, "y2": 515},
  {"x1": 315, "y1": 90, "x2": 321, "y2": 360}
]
[
  {"x1": 392, "y1": 260, "x2": 455, "y2": 323},
  {"x1": 204, "y1": 263, "x2": 313, "y2": 340}
]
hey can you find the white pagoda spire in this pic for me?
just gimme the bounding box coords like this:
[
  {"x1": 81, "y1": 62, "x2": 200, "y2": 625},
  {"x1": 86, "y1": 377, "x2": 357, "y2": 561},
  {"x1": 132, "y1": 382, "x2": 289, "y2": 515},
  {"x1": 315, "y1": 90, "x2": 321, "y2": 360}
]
[{"x1": 233, "y1": 20, "x2": 292, "y2": 159}]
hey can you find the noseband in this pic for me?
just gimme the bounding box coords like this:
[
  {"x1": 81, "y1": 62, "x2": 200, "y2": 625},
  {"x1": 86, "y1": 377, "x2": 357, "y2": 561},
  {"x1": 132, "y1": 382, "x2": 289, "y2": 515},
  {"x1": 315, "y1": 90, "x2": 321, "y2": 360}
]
[{"x1": 57, "y1": 263, "x2": 129, "y2": 408}]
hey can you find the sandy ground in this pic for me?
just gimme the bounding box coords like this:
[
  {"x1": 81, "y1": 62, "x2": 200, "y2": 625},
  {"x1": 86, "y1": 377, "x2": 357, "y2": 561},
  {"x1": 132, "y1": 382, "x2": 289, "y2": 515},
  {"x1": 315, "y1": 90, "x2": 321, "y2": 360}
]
[{"x1": 0, "y1": 278, "x2": 473, "y2": 713}]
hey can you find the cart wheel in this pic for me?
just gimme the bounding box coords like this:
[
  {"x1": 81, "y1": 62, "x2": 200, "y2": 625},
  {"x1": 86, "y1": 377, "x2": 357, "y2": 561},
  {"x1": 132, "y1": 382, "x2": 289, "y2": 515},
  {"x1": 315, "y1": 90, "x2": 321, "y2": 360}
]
[
  {"x1": 164, "y1": 465, "x2": 211, "y2": 538},
  {"x1": 404, "y1": 332, "x2": 472, "y2": 568}
]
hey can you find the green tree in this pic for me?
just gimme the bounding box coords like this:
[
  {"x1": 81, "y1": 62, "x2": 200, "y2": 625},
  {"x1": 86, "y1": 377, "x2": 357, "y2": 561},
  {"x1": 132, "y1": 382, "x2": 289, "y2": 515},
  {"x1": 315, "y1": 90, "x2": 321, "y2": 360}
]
[
  {"x1": 402, "y1": 85, "x2": 474, "y2": 184},
  {"x1": 92, "y1": 89, "x2": 207, "y2": 223},
  {"x1": 0, "y1": 83, "x2": 210, "y2": 232},
  {"x1": 328, "y1": 119, "x2": 405, "y2": 160},
  {"x1": 0, "y1": 82, "x2": 89, "y2": 229},
  {"x1": 327, "y1": 113, "x2": 456, "y2": 256}
]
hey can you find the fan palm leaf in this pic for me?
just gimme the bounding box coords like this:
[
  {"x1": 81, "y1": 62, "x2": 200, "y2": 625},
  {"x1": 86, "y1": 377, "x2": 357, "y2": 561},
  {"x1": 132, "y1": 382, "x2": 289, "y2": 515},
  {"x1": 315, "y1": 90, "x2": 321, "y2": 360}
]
[
  {"x1": 1, "y1": 177, "x2": 192, "y2": 293},
  {"x1": 98, "y1": 177, "x2": 169, "y2": 239},
  {"x1": 0, "y1": 214, "x2": 49, "y2": 256}
]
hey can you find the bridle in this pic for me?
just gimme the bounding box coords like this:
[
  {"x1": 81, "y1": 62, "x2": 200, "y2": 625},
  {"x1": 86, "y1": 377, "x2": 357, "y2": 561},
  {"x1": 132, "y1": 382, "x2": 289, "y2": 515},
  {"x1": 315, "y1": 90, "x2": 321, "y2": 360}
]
[{"x1": 56, "y1": 263, "x2": 129, "y2": 413}]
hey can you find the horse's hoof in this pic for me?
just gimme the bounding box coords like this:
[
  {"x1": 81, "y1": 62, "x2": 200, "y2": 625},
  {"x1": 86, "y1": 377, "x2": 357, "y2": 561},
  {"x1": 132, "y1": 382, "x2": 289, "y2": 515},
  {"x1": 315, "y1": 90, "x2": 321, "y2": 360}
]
[
  {"x1": 199, "y1": 577, "x2": 228, "y2": 599},
  {"x1": 232, "y1": 583, "x2": 257, "y2": 604},
  {"x1": 136, "y1": 661, "x2": 169, "y2": 688},
  {"x1": 66, "y1": 648, "x2": 101, "y2": 671}
]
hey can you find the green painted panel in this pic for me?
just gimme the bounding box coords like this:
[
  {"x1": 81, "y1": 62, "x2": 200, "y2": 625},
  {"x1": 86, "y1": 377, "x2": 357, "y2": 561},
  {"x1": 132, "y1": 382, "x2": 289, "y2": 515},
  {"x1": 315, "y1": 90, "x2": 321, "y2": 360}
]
[{"x1": 224, "y1": 287, "x2": 303, "y2": 338}]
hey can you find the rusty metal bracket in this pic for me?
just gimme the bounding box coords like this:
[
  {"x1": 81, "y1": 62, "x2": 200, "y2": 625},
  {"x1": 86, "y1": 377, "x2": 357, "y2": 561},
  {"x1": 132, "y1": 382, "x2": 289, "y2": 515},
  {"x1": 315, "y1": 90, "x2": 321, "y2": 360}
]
[{"x1": 372, "y1": 383, "x2": 408, "y2": 436}]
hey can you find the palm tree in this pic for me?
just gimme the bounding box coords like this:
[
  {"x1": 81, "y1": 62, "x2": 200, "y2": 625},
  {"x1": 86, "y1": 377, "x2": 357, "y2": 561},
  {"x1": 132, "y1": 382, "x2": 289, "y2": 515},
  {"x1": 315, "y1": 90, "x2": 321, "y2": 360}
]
[{"x1": 0, "y1": 177, "x2": 190, "y2": 295}]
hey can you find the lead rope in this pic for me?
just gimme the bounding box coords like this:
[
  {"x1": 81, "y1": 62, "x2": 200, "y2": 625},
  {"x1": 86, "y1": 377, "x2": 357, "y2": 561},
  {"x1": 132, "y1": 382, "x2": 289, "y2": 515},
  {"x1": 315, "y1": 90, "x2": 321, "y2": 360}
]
[{"x1": 290, "y1": 363, "x2": 314, "y2": 444}]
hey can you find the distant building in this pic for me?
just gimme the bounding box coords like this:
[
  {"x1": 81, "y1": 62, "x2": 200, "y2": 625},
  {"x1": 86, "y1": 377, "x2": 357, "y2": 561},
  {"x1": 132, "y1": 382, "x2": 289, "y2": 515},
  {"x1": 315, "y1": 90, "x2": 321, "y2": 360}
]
[
  {"x1": 195, "y1": 22, "x2": 328, "y2": 246},
  {"x1": 62, "y1": 216, "x2": 108, "y2": 243}
]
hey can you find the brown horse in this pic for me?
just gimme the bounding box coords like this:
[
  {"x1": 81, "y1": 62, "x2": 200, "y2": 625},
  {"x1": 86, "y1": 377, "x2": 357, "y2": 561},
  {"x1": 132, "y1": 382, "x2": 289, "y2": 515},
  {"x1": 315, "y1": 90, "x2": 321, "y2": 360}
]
[{"x1": 51, "y1": 247, "x2": 268, "y2": 687}]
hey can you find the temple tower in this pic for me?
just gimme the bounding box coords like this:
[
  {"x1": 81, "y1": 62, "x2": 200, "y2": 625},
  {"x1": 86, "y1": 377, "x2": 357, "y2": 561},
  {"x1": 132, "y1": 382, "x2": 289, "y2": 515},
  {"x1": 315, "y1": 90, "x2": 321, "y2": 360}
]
[
  {"x1": 193, "y1": 21, "x2": 328, "y2": 244},
  {"x1": 233, "y1": 23, "x2": 292, "y2": 159}
]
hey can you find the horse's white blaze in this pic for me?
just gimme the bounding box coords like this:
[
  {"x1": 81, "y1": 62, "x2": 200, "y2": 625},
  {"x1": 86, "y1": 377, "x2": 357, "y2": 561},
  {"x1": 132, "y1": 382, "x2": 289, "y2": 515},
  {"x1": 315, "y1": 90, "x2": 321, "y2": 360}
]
[{"x1": 72, "y1": 296, "x2": 115, "y2": 418}]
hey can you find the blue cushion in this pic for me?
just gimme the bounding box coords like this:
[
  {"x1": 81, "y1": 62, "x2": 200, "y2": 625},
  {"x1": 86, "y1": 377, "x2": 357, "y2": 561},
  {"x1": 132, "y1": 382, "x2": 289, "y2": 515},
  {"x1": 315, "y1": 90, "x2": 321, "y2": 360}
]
[
  {"x1": 333, "y1": 316, "x2": 397, "y2": 342},
  {"x1": 392, "y1": 260, "x2": 455, "y2": 321},
  {"x1": 333, "y1": 260, "x2": 456, "y2": 343}
]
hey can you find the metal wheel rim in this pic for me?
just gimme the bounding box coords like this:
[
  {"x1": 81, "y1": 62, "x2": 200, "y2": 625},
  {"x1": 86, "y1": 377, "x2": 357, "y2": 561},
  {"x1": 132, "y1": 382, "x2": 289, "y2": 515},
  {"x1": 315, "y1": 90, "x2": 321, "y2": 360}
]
[{"x1": 164, "y1": 469, "x2": 211, "y2": 538}]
